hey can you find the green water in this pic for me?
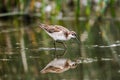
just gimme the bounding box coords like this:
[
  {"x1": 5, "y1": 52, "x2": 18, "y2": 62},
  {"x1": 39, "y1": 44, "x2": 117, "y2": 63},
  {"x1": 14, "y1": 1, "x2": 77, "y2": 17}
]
[
  {"x1": 0, "y1": 18, "x2": 120, "y2": 80},
  {"x1": 0, "y1": 0, "x2": 120, "y2": 80}
]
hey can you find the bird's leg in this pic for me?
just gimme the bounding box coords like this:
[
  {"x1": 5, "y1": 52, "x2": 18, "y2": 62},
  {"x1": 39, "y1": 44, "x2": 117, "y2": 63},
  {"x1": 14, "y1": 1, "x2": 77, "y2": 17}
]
[
  {"x1": 55, "y1": 49, "x2": 67, "y2": 58},
  {"x1": 53, "y1": 40, "x2": 56, "y2": 49},
  {"x1": 62, "y1": 42, "x2": 67, "y2": 49},
  {"x1": 56, "y1": 41, "x2": 67, "y2": 49}
]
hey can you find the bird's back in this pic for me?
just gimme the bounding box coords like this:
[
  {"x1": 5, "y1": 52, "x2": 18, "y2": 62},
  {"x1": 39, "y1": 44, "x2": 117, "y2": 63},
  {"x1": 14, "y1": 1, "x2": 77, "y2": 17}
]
[{"x1": 39, "y1": 24, "x2": 69, "y2": 33}]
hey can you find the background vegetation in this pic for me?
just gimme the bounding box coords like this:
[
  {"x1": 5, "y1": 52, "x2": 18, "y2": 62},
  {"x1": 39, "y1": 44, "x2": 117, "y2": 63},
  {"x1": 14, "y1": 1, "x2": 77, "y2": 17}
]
[{"x1": 0, "y1": 0, "x2": 120, "y2": 80}]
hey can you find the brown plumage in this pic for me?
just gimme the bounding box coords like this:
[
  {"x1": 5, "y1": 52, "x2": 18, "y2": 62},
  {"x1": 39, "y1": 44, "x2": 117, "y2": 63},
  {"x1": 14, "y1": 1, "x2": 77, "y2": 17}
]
[{"x1": 39, "y1": 24, "x2": 70, "y2": 33}]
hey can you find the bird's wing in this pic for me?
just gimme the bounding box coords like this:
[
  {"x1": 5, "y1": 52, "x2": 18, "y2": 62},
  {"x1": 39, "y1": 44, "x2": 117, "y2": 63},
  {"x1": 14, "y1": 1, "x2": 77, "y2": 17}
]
[
  {"x1": 46, "y1": 26, "x2": 60, "y2": 33},
  {"x1": 54, "y1": 25, "x2": 69, "y2": 32},
  {"x1": 39, "y1": 24, "x2": 69, "y2": 33},
  {"x1": 39, "y1": 24, "x2": 60, "y2": 33}
]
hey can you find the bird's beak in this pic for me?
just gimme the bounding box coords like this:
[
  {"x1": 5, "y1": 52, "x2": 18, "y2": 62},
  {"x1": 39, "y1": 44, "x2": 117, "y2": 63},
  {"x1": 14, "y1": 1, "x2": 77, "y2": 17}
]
[{"x1": 75, "y1": 35, "x2": 80, "y2": 44}]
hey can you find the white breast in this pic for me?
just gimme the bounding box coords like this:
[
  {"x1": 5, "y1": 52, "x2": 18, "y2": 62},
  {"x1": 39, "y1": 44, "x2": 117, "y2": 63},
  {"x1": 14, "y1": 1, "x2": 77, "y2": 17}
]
[{"x1": 47, "y1": 31, "x2": 69, "y2": 41}]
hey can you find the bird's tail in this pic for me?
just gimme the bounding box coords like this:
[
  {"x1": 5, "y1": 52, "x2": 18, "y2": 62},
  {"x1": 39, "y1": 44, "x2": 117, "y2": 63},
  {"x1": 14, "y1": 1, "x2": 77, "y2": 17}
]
[{"x1": 39, "y1": 23, "x2": 48, "y2": 29}]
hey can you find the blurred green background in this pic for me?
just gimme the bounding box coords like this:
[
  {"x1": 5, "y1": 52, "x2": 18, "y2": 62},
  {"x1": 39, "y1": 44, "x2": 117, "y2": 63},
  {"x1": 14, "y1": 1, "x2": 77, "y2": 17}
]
[{"x1": 0, "y1": 0, "x2": 120, "y2": 80}]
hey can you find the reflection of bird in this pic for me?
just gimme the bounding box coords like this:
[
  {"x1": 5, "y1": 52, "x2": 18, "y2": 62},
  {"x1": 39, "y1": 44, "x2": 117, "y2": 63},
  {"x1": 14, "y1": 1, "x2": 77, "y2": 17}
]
[
  {"x1": 40, "y1": 58, "x2": 77, "y2": 73},
  {"x1": 39, "y1": 24, "x2": 79, "y2": 48}
]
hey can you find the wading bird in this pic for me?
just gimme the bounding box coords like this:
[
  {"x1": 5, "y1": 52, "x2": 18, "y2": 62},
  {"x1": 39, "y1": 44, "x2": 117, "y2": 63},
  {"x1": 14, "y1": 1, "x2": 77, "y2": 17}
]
[{"x1": 39, "y1": 24, "x2": 80, "y2": 48}]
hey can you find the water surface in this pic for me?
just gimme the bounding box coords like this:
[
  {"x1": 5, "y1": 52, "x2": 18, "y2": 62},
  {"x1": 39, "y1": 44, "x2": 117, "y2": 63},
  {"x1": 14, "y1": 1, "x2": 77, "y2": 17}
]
[{"x1": 0, "y1": 20, "x2": 120, "y2": 80}]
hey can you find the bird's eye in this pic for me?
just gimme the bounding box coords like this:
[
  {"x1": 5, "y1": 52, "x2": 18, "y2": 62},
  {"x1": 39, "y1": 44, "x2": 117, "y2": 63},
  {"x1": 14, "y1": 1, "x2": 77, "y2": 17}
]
[{"x1": 72, "y1": 33, "x2": 76, "y2": 36}]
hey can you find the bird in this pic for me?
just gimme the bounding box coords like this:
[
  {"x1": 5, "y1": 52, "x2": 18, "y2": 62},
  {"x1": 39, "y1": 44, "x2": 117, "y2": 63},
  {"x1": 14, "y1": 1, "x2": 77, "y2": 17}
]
[{"x1": 39, "y1": 23, "x2": 80, "y2": 48}]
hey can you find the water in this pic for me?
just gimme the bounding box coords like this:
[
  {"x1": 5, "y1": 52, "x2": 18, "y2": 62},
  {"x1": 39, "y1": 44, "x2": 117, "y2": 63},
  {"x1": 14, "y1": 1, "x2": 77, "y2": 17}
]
[{"x1": 0, "y1": 19, "x2": 120, "y2": 80}]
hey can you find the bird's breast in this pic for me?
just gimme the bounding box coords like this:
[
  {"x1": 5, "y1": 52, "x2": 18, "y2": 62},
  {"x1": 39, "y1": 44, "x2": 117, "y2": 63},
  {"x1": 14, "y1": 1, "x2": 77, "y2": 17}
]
[{"x1": 50, "y1": 31, "x2": 69, "y2": 41}]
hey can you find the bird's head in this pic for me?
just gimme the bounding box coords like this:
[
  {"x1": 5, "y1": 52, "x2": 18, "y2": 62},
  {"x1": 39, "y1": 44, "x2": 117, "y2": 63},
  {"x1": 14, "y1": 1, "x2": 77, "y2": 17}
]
[
  {"x1": 69, "y1": 31, "x2": 77, "y2": 38},
  {"x1": 69, "y1": 31, "x2": 80, "y2": 44}
]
